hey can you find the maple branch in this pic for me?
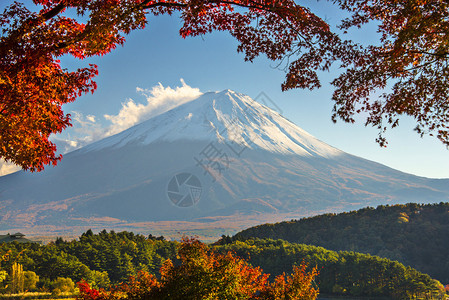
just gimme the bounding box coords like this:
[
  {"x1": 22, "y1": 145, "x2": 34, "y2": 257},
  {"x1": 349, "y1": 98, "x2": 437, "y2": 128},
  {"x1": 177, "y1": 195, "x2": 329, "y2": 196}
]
[
  {"x1": 140, "y1": 0, "x2": 277, "y2": 12},
  {"x1": 41, "y1": 3, "x2": 66, "y2": 21},
  {"x1": 407, "y1": 50, "x2": 449, "y2": 59},
  {"x1": 139, "y1": 0, "x2": 277, "y2": 13},
  {"x1": 140, "y1": 1, "x2": 187, "y2": 9},
  {"x1": 216, "y1": 1, "x2": 322, "y2": 49},
  {"x1": 215, "y1": 0, "x2": 275, "y2": 11},
  {"x1": 53, "y1": 1, "x2": 188, "y2": 52},
  {"x1": 46, "y1": 0, "x2": 321, "y2": 60},
  {"x1": 0, "y1": 3, "x2": 66, "y2": 50},
  {"x1": 386, "y1": 58, "x2": 441, "y2": 78},
  {"x1": 217, "y1": 1, "x2": 324, "y2": 48}
]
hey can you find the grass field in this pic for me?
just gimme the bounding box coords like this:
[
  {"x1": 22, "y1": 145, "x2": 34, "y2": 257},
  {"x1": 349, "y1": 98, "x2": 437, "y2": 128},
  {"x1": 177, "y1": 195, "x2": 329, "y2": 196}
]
[{"x1": 0, "y1": 292, "x2": 75, "y2": 299}]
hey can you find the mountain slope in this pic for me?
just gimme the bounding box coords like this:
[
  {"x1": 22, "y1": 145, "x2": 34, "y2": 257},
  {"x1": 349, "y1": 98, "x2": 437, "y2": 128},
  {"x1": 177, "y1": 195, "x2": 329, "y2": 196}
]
[
  {"x1": 213, "y1": 238, "x2": 445, "y2": 298},
  {"x1": 0, "y1": 90, "x2": 448, "y2": 237},
  {"x1": 233, "y1": 202, "x2": 449, "y2": 283},
  {"x1": 80, "y1": 90, "x2": 342, "y2": 157}
]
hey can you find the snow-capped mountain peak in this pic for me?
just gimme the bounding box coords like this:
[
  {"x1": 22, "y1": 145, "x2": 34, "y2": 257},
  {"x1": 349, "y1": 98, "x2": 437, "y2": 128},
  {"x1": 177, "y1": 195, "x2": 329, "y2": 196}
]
[
  {"x1": 82, "y1": 89, "x2": 342, "y2": 158},
  {"x1": 3, "y1": 90, "x2": 449, "y2": 237}
]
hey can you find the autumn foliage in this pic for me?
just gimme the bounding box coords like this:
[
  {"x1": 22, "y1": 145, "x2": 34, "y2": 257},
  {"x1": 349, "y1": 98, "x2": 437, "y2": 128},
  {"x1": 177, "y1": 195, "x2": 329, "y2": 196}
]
[
  {"x1": 76, "y1": 237, "x2": 319, "y2": 300},
  {"x1": 2, "y1": 0, "x2": 448, "y2": 171},
  {"x1": 332, "y1": 0, "x2": 449, "y2": 147},
  {"x1": 0, "y1": 0, "x2": 346, "y2": 171}
]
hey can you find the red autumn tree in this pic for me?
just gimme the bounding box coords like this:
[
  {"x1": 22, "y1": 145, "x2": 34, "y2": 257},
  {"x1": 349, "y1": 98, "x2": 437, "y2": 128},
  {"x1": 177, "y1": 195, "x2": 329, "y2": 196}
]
[
  {"x1": 5, "y1": 0, "x2": 444, "y2": 171},
  {"x1": 77, "y1": 237, "x2": 319, "y2": 300},
  {"x1": 0, "y1": 0, "x2": 348, "y2": 172},
  {"x1": 152, "y1": 237, "x2": 270, "y2": 299},
  {"x1": 77, "y1": 280, "x2": 114, "y2": 300},
  {"x1": 259, "y1": 264, "x2": 319, "y2": 300},
  {"x1": 332, "y1": 0, "x2": 449, "y2": 147}
]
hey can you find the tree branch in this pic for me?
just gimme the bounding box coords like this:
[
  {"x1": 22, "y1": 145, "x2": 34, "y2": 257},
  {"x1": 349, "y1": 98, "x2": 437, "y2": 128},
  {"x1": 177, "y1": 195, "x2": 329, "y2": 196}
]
[
  {"x1": 41, "y1": 3, "x2": 66, "y2": 21},
  {"x1": 0, "y1": 3, "x2": 66, "y2": 50},
  {"x1": 140, "y1": 1, "x2": 187, "y2": 9},
  {"x1": 407, "y1": 50, "x2": 449, "y2": 59}
]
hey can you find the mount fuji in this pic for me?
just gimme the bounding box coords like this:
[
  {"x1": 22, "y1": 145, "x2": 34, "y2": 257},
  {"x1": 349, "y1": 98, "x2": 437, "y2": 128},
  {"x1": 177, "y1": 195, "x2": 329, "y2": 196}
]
[{"x1": 1, "y1": 90, "x2": 448, "y2": 238}]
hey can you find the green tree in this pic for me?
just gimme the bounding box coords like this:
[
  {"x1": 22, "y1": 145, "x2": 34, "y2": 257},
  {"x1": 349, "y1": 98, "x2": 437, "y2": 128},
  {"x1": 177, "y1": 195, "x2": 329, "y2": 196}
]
[
  {"x1": 0, "y1": 271, "x2": 6, "y2": 285},
  {"x1": 78, "y1": 237, "x2": 320, "y2": 300},
  {"x1": 233, "y1": 203, "x2": 449, "y2": 283},
  {"x1": 23, "y1": 270, "x2": 39, "y2": 292},
  {"x1": 86, "y1": 270, "x2": 110, "y2": 290},
  {"x1": 0, "y1": 251, "x2": 8, "y2": 286},
  {"x1": 10, "y1": 262, "x2": 24, "y2": 294},
  {"x1": 52, "y1": 277, "x2": 75, "y2": 295},
  {"x1": 215, "y1": 238, "x2": 444, "y2": 299}
]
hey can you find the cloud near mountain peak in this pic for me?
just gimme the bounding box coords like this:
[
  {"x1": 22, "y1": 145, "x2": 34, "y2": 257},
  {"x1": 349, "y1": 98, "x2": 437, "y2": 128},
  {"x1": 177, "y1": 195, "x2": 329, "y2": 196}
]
[
  {"x1": 56, "y1": 79, "x2": 202, "y2": 151},
  {"x1": 0, "y1": 80, "x2": 203, "y2": 176},
  {"x1": 104, "y1": 79, "x2": 202, "y2": 137}
]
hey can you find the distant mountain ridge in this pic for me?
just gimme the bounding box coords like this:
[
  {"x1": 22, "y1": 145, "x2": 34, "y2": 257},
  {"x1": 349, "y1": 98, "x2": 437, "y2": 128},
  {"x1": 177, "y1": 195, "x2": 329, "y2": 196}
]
[{"x1": 0, "y1": 90, "x2": 448, "y2": 238}]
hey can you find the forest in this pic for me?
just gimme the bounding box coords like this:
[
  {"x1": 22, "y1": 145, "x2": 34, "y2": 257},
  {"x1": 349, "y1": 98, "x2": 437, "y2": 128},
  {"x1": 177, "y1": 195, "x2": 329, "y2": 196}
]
[
  {"x1": 1, "y1": 0, "x2": 448, "y2": 298},
  {"x1": 233, "y1": 202, "x2": 449, "y2": 283},
  {"x1": 214, "y1": 238, "x2": 445, "y2": 299},
  {"x1": 0, "y1": 229, "x2": 446, "y2": 299}
]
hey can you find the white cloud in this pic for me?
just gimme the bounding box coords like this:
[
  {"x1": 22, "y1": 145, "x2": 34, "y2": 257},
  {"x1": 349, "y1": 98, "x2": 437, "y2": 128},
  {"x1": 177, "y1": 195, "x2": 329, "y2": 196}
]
[
  {"x1": 51, "y1": 138, "x2": 80, "y2": 154},
  {"x1": 104, "y1": 79, "x2": 202, "y2": 136},
  {"x1": 71, "y1": 111, "x2": 105, "y2": 142},
  {"x1": 0, "y1": 159, "x2": 21, "y2": 176},
  {"x1": 0, "y1": 79, "x2": 202, "y2": 176},
  {"x1": 51, "y1": 79, "x2": 203, "y2": 154},
  {"x1": 50, "y1": 110, "x2": 106, "y2": 154},
  {"x1": 1, "y1": 80, "x2": 203, "y2": 175},
  {"x1": 86, "y1": 115, "x2": 96, "y2": 123}
]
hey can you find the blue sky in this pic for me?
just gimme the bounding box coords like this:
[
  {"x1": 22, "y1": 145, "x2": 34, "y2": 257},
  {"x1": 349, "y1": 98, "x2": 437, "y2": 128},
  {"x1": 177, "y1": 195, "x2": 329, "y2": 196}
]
[{"x1": 1, "y1": 1, "x2": 449, "y2": 178}]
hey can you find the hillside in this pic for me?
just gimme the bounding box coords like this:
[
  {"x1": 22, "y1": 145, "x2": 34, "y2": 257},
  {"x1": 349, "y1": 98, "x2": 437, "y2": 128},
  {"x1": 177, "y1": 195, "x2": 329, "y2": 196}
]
[
  {"x1": 0, "y1": 230, "x2": 444, "y2": 299},
  {"x1": 233, "y1": 202, "x2": 449, "y2": 283},
  {"x1": 1, "y1": 90, "x2": 449, "y2": 239},
  {"x1": 214, "y1": 238, "x2": 444, "y2": 299}
]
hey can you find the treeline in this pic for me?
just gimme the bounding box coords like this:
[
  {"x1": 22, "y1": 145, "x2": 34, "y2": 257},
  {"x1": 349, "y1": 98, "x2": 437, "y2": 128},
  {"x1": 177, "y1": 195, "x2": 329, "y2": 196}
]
[
  {"x1": 213, "y1": 238, "x2": 445, "y2": 299},
  {"x1": 0, "y1": 230, "x2": 176, "y2": 293},
  {"x1": 78, "y1": 237, "x2": 319, "y2": 300},
  {"x1": 0, "y1": 230, "x2": 446, "y2": 299},
  {"x1": 234, "y1": 202, "x2": 449, "y2": 283}
]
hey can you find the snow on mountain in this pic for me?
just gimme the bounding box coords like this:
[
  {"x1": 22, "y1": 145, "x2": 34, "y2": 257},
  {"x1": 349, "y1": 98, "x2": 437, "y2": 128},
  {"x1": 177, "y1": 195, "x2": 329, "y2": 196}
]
[
  {"x1": 1, "y1": 89, "x2": 449, "y2": 239},
  {"x1": 81, "y1": 90, "x2": 342, "y2": 158}
]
